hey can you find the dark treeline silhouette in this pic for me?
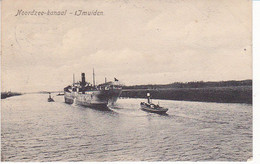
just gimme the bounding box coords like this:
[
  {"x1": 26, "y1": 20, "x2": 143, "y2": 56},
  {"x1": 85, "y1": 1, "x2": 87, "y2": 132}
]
[
  {"x1": 121, "y1": 80, "x2": 252, "y2": 104},
  {"x1": 123, "y1": 80, "x2": 252, "y2": 90},
  {"x1": 1, "y1": 92, "x2": 22, "y2": 99}
]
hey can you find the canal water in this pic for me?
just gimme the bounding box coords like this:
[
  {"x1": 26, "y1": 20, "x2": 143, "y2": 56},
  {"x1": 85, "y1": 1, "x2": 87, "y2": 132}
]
[{"x1": 1, "y1": 94, "x2": 252, "y2": 161}]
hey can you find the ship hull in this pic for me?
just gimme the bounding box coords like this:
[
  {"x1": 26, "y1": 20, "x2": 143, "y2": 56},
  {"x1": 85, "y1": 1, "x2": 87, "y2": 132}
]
[
  {"x1": 64, "y1": 91, "x2": 75, "y2": 104},
  {"x1": 64, "y1": 89, "x2": 122, "y2": 107},
  {"x1": 140, "y1": 104, "x2": 168, "y2": 114},
  {"x1": 64, "y1": 97, "x2": 74, "y2": 104}
]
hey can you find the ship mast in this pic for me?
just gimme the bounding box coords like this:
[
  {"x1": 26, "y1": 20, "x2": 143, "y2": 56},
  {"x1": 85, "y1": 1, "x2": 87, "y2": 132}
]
[
  {"x1": 93, "y1": 68, "x2": 95, "y2": 87},
  {"x1": 73, "y1": 73, "x2": 75, "y2": 86}
]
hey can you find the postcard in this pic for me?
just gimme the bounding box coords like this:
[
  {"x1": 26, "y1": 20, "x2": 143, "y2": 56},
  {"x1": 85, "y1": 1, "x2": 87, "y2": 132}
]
[{"x1": 1, "y1": 0, "x2": 252, "y2": 162}]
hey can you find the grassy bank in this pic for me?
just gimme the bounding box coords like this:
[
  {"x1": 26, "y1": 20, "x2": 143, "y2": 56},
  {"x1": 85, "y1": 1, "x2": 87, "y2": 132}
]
[
  {"x1": 120, "y1": 85, "x2": 252, "y2": 104},
  {"x1": 1, "y1": 92, "x2": 22, "y2": 99}
]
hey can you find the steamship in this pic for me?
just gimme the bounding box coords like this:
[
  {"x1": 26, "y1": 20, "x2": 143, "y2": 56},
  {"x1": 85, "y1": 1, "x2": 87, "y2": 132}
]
[{"x1": 64, "y1": 71, "x2": 122, "y2": 108}]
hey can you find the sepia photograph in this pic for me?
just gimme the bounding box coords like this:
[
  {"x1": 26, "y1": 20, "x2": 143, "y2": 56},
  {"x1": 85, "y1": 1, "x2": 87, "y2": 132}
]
[{"x1": 1, "y1": 0, "x2": 253, "y2": 162}]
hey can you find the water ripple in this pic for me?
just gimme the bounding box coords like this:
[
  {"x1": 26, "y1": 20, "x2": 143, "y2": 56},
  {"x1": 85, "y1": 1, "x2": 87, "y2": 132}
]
[{"x1": 1, "y1": 94, "x2": 252, "y2": 161}]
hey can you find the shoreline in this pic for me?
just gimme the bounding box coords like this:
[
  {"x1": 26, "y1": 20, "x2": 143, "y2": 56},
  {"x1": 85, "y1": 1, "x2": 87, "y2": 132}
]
[
  {"x1": 1, "y1": 92, "x2": 22, "y2": 99},
  {"x1": 120, "y1": 86, "x2": 252, "y2": 104}
]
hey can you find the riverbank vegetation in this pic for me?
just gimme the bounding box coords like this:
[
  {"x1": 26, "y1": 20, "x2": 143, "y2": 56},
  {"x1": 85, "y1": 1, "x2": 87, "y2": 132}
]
[
  {"x1": 1, "y1": 92, "x2": 22, "y2": 99},
  {"x1": 121, "y1": 80, "x2": 252, "y2": 104}
]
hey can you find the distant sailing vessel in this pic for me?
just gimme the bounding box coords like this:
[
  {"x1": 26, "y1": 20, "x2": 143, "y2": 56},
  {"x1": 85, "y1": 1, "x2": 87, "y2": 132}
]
[
  {"x1": 140, "y1": 93, "x2": 168, "y2": 114},
  {"x1": 48, "y1": 93, "x2": 55, "y2": 102},
  {"x1": 64, "y1": 70, "x2": 122, "y2": 108}
]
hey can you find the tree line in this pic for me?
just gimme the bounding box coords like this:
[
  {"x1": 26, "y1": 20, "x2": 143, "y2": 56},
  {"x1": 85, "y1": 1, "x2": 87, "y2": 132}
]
[{"x1": 123, "y1": 80, "x2": 252, "y2": 90}]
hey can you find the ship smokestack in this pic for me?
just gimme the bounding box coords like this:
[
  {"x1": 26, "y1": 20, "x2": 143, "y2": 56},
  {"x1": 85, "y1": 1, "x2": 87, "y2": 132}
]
[
  {"x1": 81, "y1": 73, "x2": 86, "y2": 86},
  {"x1": 147, "y1": 92, "x2": 151, "y2": 103},
  {"x1": 81, "y1": 73, "x2": 86, "y2": 94}
]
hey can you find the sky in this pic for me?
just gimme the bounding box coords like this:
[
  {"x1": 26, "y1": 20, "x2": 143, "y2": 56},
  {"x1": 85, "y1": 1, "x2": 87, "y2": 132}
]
[{"x1": 1, "y1": 0, "x2": 252, "y2": 92}]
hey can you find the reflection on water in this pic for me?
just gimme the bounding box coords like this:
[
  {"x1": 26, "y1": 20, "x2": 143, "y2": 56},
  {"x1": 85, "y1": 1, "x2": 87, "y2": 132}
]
[{"x1": 1, "y1": 94, "x2": 252, "y2": 161}]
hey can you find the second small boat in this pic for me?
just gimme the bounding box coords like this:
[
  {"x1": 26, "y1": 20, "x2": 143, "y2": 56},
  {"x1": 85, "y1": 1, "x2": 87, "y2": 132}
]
[
  {"x1": 140, "y1": 93, "x2": 168, "y2": 114},
  {"x1": 48, "y1": 93, "x2": 55, "y2": 102}
]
